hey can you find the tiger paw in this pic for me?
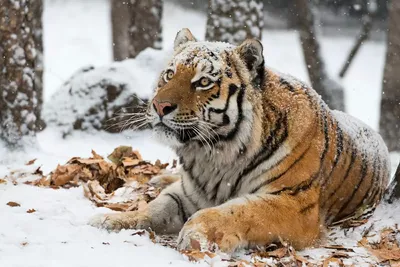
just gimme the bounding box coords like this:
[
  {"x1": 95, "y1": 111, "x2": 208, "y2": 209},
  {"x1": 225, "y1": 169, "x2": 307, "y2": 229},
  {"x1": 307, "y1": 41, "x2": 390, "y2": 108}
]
[
  {"x1": 176, "y1": 210, "x2": 243, "y2": 252},
  {"x1": 88, "y1": 211, "x2": 150, "y2": 232}
]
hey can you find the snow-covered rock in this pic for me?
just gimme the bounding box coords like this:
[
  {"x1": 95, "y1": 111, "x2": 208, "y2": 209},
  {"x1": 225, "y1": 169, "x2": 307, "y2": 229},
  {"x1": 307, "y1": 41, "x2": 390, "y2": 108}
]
[{"x1": 43, "y1": 48, "x2": 169, "y2": 136}]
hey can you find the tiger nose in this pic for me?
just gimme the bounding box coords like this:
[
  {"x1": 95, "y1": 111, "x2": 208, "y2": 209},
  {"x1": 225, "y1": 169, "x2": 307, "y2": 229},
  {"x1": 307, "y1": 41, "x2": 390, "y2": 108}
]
[{"x1": 152, "y1": 100, "x2": 177, "y2": 117}]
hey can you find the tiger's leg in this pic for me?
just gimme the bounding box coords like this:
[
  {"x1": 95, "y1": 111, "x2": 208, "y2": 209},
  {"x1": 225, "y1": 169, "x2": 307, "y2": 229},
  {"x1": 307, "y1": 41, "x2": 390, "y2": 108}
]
[
  {"x1": 177, "y1": 187, "x2": 321, "y2": 252},
  {"x1": 89, "y1": 181, "x2": 196, "y2": 234}
]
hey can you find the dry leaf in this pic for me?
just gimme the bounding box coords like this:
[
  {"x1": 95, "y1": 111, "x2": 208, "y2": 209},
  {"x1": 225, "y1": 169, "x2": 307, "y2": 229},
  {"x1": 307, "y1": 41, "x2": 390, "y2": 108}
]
[
  {"x1": 0, "y1": 179, "x2": 7, "y2": 184},
  {"x1": 21, "y1": 242, "x2": 28, "y2": 246},
  {"x1": 324, "y1": 245, "x2": 354, "y2": 252},
  {"x1": 181, "y1": 250, "x2": 216, "y2": 262},
  {"x1": 131, "y1": 230, "x2": 146, "y2": 237},
  {"x1": 104, "y1": 203, "x2": 131, "y2": 212},
  {"x1": 267, "y1": 247, "x2": 288, "y2": 258},
  {"x1": 26, "y1": 209, "x2": 36, "y2": 213},
  {"x1": 25, "y1": 159, "x2": 37, "y2": 165},
  {"x1": 33, "y1": 166, "x2": 43, "y2": 176},
  {"x1": 7, "y1": 201, "x2": 21, "y2": 207},
  {"x1": 323, "y1": 256, "x2": 344, "y2": 267},
  {"x1": 121, "y1": 158, "x2": 140, "y2": 167}
]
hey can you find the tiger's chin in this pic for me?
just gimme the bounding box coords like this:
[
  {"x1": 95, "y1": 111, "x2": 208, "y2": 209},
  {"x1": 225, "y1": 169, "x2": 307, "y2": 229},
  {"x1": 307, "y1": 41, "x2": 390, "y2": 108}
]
[{"x1": 152, "y1": 123, "x2": 184, "y2": 149}]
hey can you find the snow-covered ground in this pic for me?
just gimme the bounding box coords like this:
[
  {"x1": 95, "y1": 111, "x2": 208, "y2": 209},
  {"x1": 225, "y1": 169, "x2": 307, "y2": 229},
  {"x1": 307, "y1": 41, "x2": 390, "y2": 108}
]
[{"x1": 1, "y1": 0, "x2": 399, "y2": 266}]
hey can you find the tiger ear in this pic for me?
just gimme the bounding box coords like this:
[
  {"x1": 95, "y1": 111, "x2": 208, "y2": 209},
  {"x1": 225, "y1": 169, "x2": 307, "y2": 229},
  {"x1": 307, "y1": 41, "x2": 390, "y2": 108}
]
[
  {"x1": 235, "y1": 39, "x2": 264, "y2": 72},
  {"x1": 174, "y1": 28, "x2": 197, "y2": 50}
]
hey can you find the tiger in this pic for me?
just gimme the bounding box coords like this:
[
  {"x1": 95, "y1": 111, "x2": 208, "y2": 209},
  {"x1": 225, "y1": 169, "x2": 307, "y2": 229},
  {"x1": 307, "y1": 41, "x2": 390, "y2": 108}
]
[{"x1": 89, "y1": 28, "x2": 391, "y2": 252}]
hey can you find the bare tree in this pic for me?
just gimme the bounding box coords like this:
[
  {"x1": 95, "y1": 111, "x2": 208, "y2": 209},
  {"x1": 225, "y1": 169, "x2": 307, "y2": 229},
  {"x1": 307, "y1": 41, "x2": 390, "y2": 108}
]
[
  {"x1": 0, "y1": 0, "x2": 44, "y2": 147},
  {"x1": 111, "y1": 0, "x2": 163, "y2": 61},
  {"x1": 380, "y1": 0, "x2": 400, "y2": 152},
  {"x1": 295, "y1": 0, "x2": 345, "y2": 111},
  {"x1": 339, "y1": 14, "x2": 374, "y2": 78},
  {"x1": 206, "y1": 0, "x2": 263, "y2": 45}
]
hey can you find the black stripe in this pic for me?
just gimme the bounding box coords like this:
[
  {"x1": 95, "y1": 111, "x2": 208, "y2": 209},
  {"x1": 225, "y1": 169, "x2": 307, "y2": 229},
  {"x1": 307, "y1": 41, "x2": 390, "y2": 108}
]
[
  {"x1": 325, "y1": 148, "x2": 357, "y2": 217},
  {"x1": 335, "y1": 152, "x2": 369, "y2": 220},
  {"x1": 165, "y1": 193, "x2": 188, "y2": 223},
  {"x1": 249, "y1": 138, "x2": 313, "y2": 194},
  {"x1": 300, "y1": 202, "x2": 317, "y2": 214},
  {"x1": 357, "y1": 156, "x2": 379, "y2": 208},
  {"x1": 280, "y1": 77, "x2": 295, "y2": 92},
  {"x1": 181, "y1": 178, "x2": 199, "y2": 211},
  {"x1": 214, "y1": 86, "x2": 245, "y2": 142},
  {"x1": 229, "y1": 114, "x2": 288, "y2": 196},
  {"x1": 208, "y1": 84, "x2": 238, "y2": 115},
  {"x1": 366, "y1": 156, "x2": 382, "y2": 204},
  {"x1": 322, "y1": 124, "x2": 344, "y2": 188}
]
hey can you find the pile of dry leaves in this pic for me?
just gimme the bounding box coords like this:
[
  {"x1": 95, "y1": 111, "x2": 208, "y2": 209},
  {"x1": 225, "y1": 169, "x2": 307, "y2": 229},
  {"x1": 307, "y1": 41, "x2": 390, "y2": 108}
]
[{"x1": 25, "y1": 146, "x2": 178, "y2": 212}]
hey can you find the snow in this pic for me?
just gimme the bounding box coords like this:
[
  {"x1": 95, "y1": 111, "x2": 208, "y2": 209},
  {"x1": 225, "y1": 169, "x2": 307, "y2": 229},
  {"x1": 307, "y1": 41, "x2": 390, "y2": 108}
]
[{"x1": 0, "y1": 0, "x2": 399, "y2": 266}]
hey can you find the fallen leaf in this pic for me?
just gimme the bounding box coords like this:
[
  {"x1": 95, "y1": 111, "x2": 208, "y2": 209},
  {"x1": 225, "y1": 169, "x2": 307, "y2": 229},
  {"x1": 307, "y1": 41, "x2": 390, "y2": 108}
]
[
  {"x1": 104, "y1": 203, "x2": 131, "y2": 212},
  {"x1": 25, "y1": 159, "x2": 37, "y2": 165},
  {"x1": 131, "y1": 230, "x2": 146, "y2": 236},
  {"x1": 324, "y1": 245, "x2": 355, "y2": 252},
  {"x1": 33, "y1": 166, "x2": 43, "y2": 176},
  {"x1": 7, "y1": 201, "x2": 21, "y2": 207},
  {"x1": 26, "y1": 209, "x2": 36, "y2": 213},
  {"x1": 181, "y1": 250, "x2": 216, "y2": 262},
  {"x1": 149, "y1": 230, "x2": 156, "y2": 243},
  {"x1": 102, "y1": 242, "x2": 110, "y2": 245},
  {"x1": 21, "y1": 242, "x2": 28, "y2": 246},
  {"x1": 0, "y1": 179, "x2": 7, "y2": 184}
]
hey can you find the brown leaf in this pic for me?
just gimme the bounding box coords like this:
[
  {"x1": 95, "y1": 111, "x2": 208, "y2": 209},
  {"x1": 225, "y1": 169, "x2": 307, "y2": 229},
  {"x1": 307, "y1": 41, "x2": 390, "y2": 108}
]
[
  {"x1": 0, "y1": 179, "x2": 7, "y2": 184},
  {"x1": 267, "y1": 247, "x2": 288, "y2": 258},
  {"x1": 131, "y1": 230, "x2": 146, "y2": 236},
  {"x1": 25, "y1": 159, "x2": 37, "y2": 165},
  {"x1": 107, "y1": 146, "x2": 141, "y2": 165},
  {"x1": 121, "y1": 158, "x2": 140, "y2": 167},
  {"x1": 26, "y1": 209, "x2": 36, "y2": 213},
  {"x1": 7, "y1": 201, "x2": 21, "y2": 207},
  {"x1": 91, "y1": 150, "x2": 103, "y2": 159},
  {"x1": 181, "y1": 250, "x2": 216, "y2": 262},
  {"x1": 33, "y1": 166, "x2": 43, "y2": 176},
  {"x1": 149, "y1": 230, "x2": 156, "y2": 243},
  {"x1": 324, "y1": 245, "x2": 355, "y2": 252},
  {"x1": 68, "y1": 157, "x2": 104, "y2": 165},
  {"x1": 323, "y1": 256, "x2": 344, "y2": 267},
  {"x1": 51, "y1": 164, "x2": 82, "y2": 186},
  {"x1": 104, "y1": 203, "x2": 131, "y2": 212},
  {"x1": 21, "y1": 242, "x2": 28, "y2": 246}
]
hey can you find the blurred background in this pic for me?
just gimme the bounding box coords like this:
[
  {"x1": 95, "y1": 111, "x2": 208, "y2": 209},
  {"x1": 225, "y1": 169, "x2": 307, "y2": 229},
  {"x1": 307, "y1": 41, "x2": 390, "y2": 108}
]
[{"x1": 0, "y1": 0, "x2": 398, "y2": 158}]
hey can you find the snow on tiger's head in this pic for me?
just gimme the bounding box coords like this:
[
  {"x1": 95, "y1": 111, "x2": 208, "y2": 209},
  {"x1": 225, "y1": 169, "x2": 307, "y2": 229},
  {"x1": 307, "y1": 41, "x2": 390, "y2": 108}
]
[{"x1": 148, "y1": 28, "x2": 265, "y2": 149}]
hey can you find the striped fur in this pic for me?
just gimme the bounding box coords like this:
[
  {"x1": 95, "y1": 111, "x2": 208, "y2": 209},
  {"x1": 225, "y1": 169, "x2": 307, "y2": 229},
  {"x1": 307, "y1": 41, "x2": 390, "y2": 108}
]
[{"x1": 89, "y1": 29, "x2": 391, "y2": 252}]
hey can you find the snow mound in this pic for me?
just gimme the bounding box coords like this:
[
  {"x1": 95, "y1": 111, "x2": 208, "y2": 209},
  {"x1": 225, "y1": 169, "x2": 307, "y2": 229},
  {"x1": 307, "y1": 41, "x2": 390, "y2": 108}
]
[{"x1": 43, "y1": 48, "x2": 169, "y2": 136}]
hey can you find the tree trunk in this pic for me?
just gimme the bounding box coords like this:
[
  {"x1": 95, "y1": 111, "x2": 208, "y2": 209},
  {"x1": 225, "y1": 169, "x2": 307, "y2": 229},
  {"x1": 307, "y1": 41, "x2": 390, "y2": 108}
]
[
  {"x1": 111, "y1": 0, "x2": 163, "y2": 61},
  {"x1": 380, "y1": 0, "x2": 400, "y2": 152},
  {"x1": 295, "y1": 0, "x2": 345, "y2": 111},
  {"x1": 206, "y1": 0, "x2": 263, "y2": 45},
  {"x1": 0, "y1": 0, "x2": 44, "y2": 147}
]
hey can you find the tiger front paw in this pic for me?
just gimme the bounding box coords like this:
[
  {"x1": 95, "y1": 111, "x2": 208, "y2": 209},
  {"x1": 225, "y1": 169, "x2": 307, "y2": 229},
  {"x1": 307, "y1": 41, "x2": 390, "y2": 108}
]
[
  {"x1": 88, "y1": 211, "x2": 150, "y2": 232},
  {"x1": 177, "y1": 209, "x2": 243, "y2": 253}
]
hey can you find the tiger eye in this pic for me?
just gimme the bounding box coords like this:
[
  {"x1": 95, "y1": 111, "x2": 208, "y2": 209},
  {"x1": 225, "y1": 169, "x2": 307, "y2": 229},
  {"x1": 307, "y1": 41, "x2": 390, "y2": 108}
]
[
  {"x1": 200, "y1": 77, "x2": 210, "y2": 86},
  {"x1": 166, "y1": 70, "x2": 174, "y2": 80}
]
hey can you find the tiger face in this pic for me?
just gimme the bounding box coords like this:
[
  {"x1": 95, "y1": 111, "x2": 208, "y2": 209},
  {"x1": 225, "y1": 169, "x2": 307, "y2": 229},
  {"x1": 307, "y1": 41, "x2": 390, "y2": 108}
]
[{"x1": 148, "y1": 29, "x2": 264, "y2": 149}]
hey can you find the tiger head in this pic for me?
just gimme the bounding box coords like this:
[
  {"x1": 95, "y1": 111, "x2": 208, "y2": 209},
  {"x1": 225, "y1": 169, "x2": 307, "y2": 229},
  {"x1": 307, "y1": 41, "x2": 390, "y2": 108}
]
[{"x1": 148, "y1": 28, "x2": 265, "y2": 151}]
